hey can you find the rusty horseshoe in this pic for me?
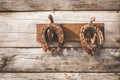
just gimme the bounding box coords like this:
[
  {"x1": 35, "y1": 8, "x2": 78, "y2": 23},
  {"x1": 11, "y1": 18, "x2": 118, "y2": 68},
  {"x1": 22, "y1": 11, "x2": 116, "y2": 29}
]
[
  {"x1": 80, "y1": 17, "x2": 104, "y2": 56},
  {"x1": 40, "y1": 15, "x2": 64, "y2": 53}
]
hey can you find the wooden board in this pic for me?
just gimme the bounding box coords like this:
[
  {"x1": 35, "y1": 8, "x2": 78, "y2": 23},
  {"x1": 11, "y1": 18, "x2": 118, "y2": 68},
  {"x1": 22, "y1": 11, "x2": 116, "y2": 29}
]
[
  {"x1": 37, "y1": 23, "x2": 104, "y2": 42},
  {"x1": 0, "y1": 73, "x2": 119, "y2": 80},
  {"x1": 0, "y1": 0, "x2": 119, "y2": 11},
  {"x1": 0, "y1": 11, "x2": 119, "y2": 47},
  {"x1": 0, "y1": 48, "x2": 119, "y2": 72}
]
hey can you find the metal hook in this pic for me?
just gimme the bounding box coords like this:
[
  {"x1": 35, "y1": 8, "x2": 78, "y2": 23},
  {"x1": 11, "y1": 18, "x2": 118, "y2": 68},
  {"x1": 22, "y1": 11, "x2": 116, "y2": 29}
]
[
  {"x1": 90, "y1": 17, "x2": 95, "y2": 26},
  {"x1": 48, "y1": 14, "x2": 54, "y2": 23},
  {"x1": 47, "y1": 15, "x2": 54, "y2": 44}
]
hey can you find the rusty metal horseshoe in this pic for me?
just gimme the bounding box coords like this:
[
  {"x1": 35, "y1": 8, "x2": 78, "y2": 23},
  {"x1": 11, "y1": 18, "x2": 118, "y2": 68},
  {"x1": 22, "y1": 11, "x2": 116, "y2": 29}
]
[
  {"x1": 80, "y1": 17, "x2": 104, "y2": 56},
  {"x1": 40, "y1": 15, "x2": 64, "y2": 53}
]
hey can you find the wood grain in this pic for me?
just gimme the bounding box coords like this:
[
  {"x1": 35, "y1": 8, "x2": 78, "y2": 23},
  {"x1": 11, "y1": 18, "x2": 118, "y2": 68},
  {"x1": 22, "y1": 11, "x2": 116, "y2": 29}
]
[
  {"x1": 0, "y1": 73, "x2": 119, "y2": 80},
  {"x1": 0, "y1": 1, "x2": 119, "y2": 79},
  {"x1": 0, "y1": 0, "x2": 119, "y2": 11},
  {"x1": 0, "y1": 48, "x2": 119, "y2": 72},
  {"x1": 0, "y1": 11, "x2": 119, "y2": 47}
]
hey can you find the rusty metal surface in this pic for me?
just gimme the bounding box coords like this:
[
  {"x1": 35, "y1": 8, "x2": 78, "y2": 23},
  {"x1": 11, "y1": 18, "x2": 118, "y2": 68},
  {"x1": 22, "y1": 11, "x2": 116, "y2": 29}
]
[
  {"x1": 80, "y1": 17, "x2": 104, "y2": 56},
  {"x1": 38, "y1": 15, "x2": 64, "y2": 53},
  {"x1": 37, "y1": 23, "x2": 104, "y2": 42},
  {"x1": 40, "y1": 23, "x2": 64, "y2": 53}
]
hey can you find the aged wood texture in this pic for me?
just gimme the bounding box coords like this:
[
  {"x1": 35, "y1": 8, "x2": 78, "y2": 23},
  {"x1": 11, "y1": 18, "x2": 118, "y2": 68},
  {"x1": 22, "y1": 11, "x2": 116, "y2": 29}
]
[
  {"x1": 0, "y1": 11, "x2": 120, "y2": 47},
  {"x1": 0, "y1": 73, "x2": 119, "y2": 80},
  {"x1": 0, "y1": 0, "x2": 119, "y2": 11},
  {"x1": 0, "y1": 1, "x2": 119, "y2": 79},
  {"x1": 0, "y1": 48, "x2": 119, "y2": 72}
]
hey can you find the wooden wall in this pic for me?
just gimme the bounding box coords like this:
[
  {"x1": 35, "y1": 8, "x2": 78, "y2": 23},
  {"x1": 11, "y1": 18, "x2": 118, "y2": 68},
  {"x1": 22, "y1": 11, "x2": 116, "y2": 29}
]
[{"x1": 0, "y1": 0, "x2": 120, "y2": 80}]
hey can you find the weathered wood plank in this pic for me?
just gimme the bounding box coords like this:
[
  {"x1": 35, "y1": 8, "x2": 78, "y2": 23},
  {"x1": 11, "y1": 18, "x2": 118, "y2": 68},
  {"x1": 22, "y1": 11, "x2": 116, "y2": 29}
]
[
  {"x1": 0, "y1": 73, "x2": 119, "y2": 80},
  {"x1": 0, "y1": 32, "x2": 119, "y2": 47},
  {"x1": 0, "y1": 11, "x2": 120, "y2": 22},
  {"x1": 0, "y1": 0, "x2": 119, "y2": 11},
  {"x1": 0, "y1": 48, "x2": 119, "y2": 72},
  {"x1": 0, "y1": 11, "x2": 119, "y2": 47}
]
